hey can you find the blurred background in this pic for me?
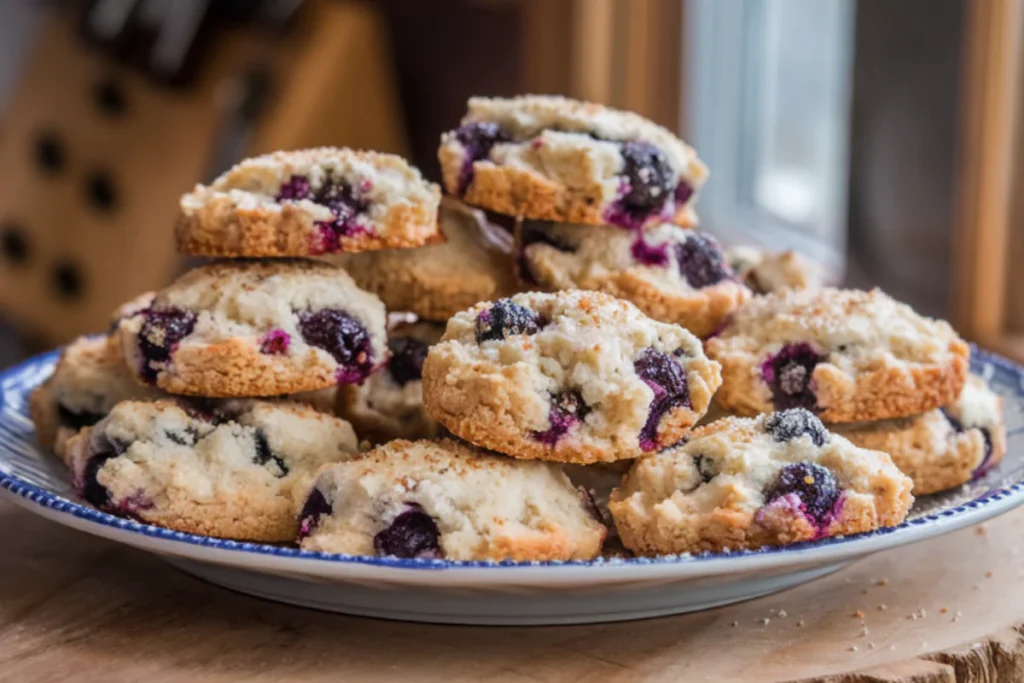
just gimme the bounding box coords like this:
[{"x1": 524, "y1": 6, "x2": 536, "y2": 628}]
[{"x1": 0, "y1": 0, "x2": 1020, "y2": 366}]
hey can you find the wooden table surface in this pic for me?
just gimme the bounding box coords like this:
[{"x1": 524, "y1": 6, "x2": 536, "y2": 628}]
[{"x1": 2, "y1": 499, "x2": 1023, "y2": 683}]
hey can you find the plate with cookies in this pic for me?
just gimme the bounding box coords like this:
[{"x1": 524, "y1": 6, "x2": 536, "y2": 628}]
[{"x1": 2, "y1": 96, "x2": 1023, "y2": 625}]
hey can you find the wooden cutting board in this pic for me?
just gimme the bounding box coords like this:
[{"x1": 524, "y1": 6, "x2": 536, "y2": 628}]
[{"x1": 0, "y1": 498, "x2": 1021, "y2": 682}]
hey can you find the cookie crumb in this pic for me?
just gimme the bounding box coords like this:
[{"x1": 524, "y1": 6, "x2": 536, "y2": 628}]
[
  {"x1": 939, "y1": 607, "x2": 948, "y2": 614},
  {"x1": 860, "y1": 626, "x2": 869, "y2": 637},
  {"x1": 848, "y1": 645, "x2": 859, "y2": 652},
  {"x1": 797, "y1": 620, "x2": 805, "y2": 628},
  {"x1": 777, "y1": 609, "x2": 788, "y2": 619},
  {"x1": 875, "y1": 578, "x2": 889, "y2": 586},
  {"x1": 760, "y1": 617, "x2": 770, "y2": 626},
  {"x1": 986, "y1": 571, "x2": 994, "y2": 578},
  {"x1": 853, "y1": 610, "x2": 865, "y2": 618},
  {"x1": 878, "y1": 604, "x2": 888, "y2": 611},
  {"x1": 868, "y1": 642, "x2": 876, "y2": 650}
]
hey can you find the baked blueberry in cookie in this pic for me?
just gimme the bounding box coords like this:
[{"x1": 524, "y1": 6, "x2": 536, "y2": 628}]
[
  {"x1": 118, "y1": 259, "x2": 387, "y2": 397},
  {"x1": 337, "y1": 321, "x2": 444, "y2": 445},
  {"x1": 177, "y1": 147, "x2": 442, "y2": 256},
  {"x1": 297, "y1": 438, "x2": 606, "y2": 561},
  {"x1": 705, "y1": 288, "x2": 970, "y2": 422},
  {"x1": 832, "y1": 374, "x2": 1007, "y2": 494},
  {"x1": 515, "y1": 221, "x2": 749, "y2": 338},
  {"x1": 438, "y1": 95, "x2": 708, "y2": 230},
  {"x1": 66, "y1": 399, "x2": 359, "y2": 541},
  {"x1": 475, "y1": 298, "x2": 543, "y2": 342},
  {"x1": 325, "y1": 198, "x2": 520, "y2": 321},
  {"x1": 421, "y1": 291, "x2": 722, "y2": 464},
  {"x1": 609, "y1": 411, "x2": 914, "y2": 554}
]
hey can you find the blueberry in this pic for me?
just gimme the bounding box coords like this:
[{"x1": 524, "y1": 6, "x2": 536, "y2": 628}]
[
  {"x1": 252, "y1": 430, "x2": 288, "y2": 477},
  {"x1": 634, "y1": 347, "x2": 691, "y2": 451},
  {"x1": 516, "y1": 221, "x2": 575, "y2": 285},
  {"x1": 276, "y1": 175, "x2": 311, "y2": 201},
  {"x1": 674, "y1": 181, "x2": 694, "y2": 206},
  {"x1": 373, "y1": 503, "x2": 442, "y2": 559},
  {"x1": 386, "y1": 337, "x2": 429, "y2": 386},
  {"x1": 944, "y1": 413, "x2": 997, "y2": 478},
  {"x1": 57, "y1": 404, "x2": 104, "y2": 431},
  {"x1": 693, "y1": 454, "x2": 717, "y2": 484},
  {"x1": 297, "y1": 487, "x2": 332, "y2": 540},
  {"x1": 260, "y1": 328, "x2": 291, "y2": 355},
  {"x1": 297, "y1": 308, "x2": 374, "y2": 383},
  {"x1": 137, "y1": 308, "x2": 197, "y2": 383},
  {"x1": 764, "y1": 409, "x2": 829, "y2": 447},
  {"x1": 765, "y1": 462, "x2": 840, "y2": 525},
  {"x1": 619, "y1": 141, "x2": 675, "y2": 215},
  {"x1": 79, "y1": 435, "x2": 127, "y2": 509},
  {"x1": 760, "y1": 343, "x2": 824, "y2": 411},
  {"x1": 676, "y1": 233, "x2": 729, "y2": 288},
  {"x1": 453, "y1": 122, "x2": 511, "y2": 195},
  {"x1": 164, "y1": 427, "x2": 198, "y2": 447},
  {"x1": 578, "y1": 485, "x2": 605, "y2": 524},
  {"x1": 292, "y1": 177, "x2": 371, "y2": 253},
  {"x1": 630, "y1": 234, "x2": 670, "y2": 267},
  {"x1": 531, "y1": 390, "x2": 590, "y2": 445},
  {"x1": 474, "y1": 299, "x2": 542, "y2": 343}
]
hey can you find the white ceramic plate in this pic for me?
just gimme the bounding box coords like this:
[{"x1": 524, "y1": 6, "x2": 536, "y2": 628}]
[{"x1": 2, "y1": 348, "x2": 1023, "y2": 625}]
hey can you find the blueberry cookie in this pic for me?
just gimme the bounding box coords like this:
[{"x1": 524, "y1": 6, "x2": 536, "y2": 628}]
[
  {"x1": 726, "y1": 246, "x2": 825, "y2": 294},
  {"x1": 327, "y1": 198, "x2": 520, "y2": 321},
  {"x1": 421, "y1": 291, "x2": 722, "y2": 463},
  {"x1": 832, "y1": 375, "x2": 1006, "y2": 494},
  {"x1": 66, "y1": 399, "x2": 359, "y2": 541},
  {"x1": 609, "y1": 409, "x2": 914, "y2": 554},
  {"x1": 516, "y1": 221, "x2": 749, "y2": 337},
  {"x1": 297, "y1": 438, "x2": 606, "y2": 561},
  {"x1": 705, "y1": 288, "x2": 970, "y2": 422},
  {"x1": 337, "y1": 321, "x2": 445, "y2": 444},
  {"x1": 438, "y1": 95, "x2": 708, "y2": 230},
  {"x1": 177, "y1": 148, "x2": 442, "y2": 256},
  {"x1": 118, "y1": 259, "x2": 388, "y2": 397},
  {"x1": 29, "y1": 335, "x2": 161, "y2": 460}
]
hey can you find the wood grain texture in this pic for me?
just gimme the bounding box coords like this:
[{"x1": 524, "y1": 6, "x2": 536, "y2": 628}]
[
  {"x1": 951, "y1": 0, "x2": 1024, "y2": 342},
  {"x1": 1, "y1": 499, "x2": 1023, "y2": 682}
]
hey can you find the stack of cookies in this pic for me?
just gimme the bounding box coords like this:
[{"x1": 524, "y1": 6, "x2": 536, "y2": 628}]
[
  {"x1": 31, "y1": 147, "x2": 449, "y2": 542},
  {"x1": 27, "y1": 94, "x2": 1005, "y2": 563}
]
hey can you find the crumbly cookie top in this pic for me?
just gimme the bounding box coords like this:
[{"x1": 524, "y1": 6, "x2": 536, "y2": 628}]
[
  {"x1": 307, "y1": 437, "x2": 605, "y2": 542},
  {"x1": 461, "y1": 95, "x2": 705, "y2": 179},
  {"x1": 709, "y1": 288, "x2": 966, "y2": 369},
  {"x1": 52, "y1": 336, "x2": 161, "y2": 414},
  {"x1": 140, "y1": 259, "x2": 386, "y2": 353},
  {"x1": 434, "y1": 291, "x2": 719, "y2": 444},
  {"x1": 615, "y1": 410, "x2": 910, "y2": 516},
  {"x1": 947, "y1": 374, "x2": 1002, "y2": 431},
  {"x1": 521, "y1": 221, "x2": 739, "y2": 295},
  {"x1": 180, "y1": 147, "x2": 440, "y2": 221},
  {"x1": 84, "y1": 399, "x2": 358, "y2": 485}
]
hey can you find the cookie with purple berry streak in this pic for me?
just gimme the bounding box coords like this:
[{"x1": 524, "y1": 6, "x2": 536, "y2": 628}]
[
  {"x1": 176, "y1": 147, "x2": 442, "y2": 257},
  {"x1": 831, "y1": 374, "x2": 1005, "y2": 494},
  {"x1": 438, "y1": 95, "x2": 708, "y2": 231},
  {"x1": 421, "y1": 291, "x2": 722, "y2": 464},
  {"x1": 515, "y1": 221, "x2": 749, "y2": 338},
  {"x1": 725, "y1": 245, "x2": 827, "y2": 295},
  {"x1": 65, "y1": 399, "x2": 359, "y2": 541},
  {"x1": 609, "y1": 409, "x2": 914, "y2": 555},
  {"x1": 296, "y1": 438, "x2": 606, "y2": 561},
  {"x1": 118, "y1": 259, "x2": 387, "y2": 397},
  {"x1": 326, "y1": 198, "x2": 520, "y2": 321},
  {"x1": 336, "y1": 321, "x2": 445, "y2": 444},
  {"x1": 705, "y1": 288, "x2": 969, "y2": 423}
]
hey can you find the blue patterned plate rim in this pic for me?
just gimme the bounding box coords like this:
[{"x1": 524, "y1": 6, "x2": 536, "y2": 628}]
[{"x1": 1, "y1": 346, "x2": 1023, "y2": 578}]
